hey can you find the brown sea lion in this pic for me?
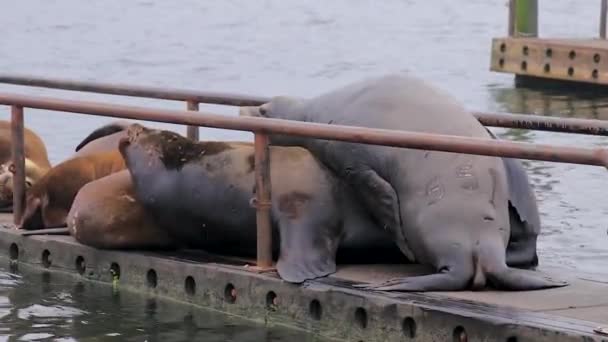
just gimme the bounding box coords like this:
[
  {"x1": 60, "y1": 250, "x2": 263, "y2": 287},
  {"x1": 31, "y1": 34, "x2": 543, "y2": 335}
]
[
  {"x1": 67, "y1": 170, "x2": 175, "y2": 249},
  {"x1": 19, "y1": 150, "x2": 126, "y2": 230},
  {"x1": 240, "y1": 74, "x2": 567, "y2": 291},
  {"x1": 119, "y1": 124, "x2": 402, "y2": 283},
  {"x1": 0, "y1": 120, "x2": 52, "y2": 210}
]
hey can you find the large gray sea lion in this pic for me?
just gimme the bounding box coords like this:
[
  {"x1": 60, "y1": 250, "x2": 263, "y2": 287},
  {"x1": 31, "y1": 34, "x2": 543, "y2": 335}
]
[
  {"x1": 240, "y1": 74, "x2": 566, "y2": 291},
  {"x1": 118, "y1": 124, "x2": 402, "y2": 283},
  {"x1": 68, "y1": 170, "x2": 175, "y2": 250},
  {"x1": 0, "y1": 120, "x2": 52, "y2": 210}
]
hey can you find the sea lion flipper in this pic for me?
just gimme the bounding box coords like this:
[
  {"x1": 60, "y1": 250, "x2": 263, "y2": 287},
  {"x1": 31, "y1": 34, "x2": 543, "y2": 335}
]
[
  {"x1": 486, "y1": 267, "x2": 569, "y2": 290},
  {"x1": 276, "y1": 211, "x2": 339, "y2": 283},
  {"x1": 75, "y1": 121, "x2": 131, "y2": 152},
  {"x1": 503, "y1": 157, "x2": 541, "y2": 269},
  {"x1": 350, "y1": 169, "x2": 415, "y2": 262}
]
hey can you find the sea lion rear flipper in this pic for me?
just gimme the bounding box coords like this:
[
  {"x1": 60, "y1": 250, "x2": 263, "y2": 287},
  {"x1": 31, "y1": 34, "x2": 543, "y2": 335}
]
[
  {"x1": 349, "y1": 169, "x2": 415, "y2": 262},
  {"x1": 75, "y1": 121, "x2": 131, "y2": 152},
  {"x1": 486, "y1": 128, "x2": 541, "y2": 269},
  {"x1": 502, "y1": 157, "x2": 541, "y2": 269}
]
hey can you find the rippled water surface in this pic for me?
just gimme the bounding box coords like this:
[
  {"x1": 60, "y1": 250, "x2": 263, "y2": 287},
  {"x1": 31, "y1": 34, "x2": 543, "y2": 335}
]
[
  {"x1": 1, "y1": 0, "x2": 607, "y2": 339},
  {"x1": 0, "y1": 263, "x2": 323, "y2": 341}
]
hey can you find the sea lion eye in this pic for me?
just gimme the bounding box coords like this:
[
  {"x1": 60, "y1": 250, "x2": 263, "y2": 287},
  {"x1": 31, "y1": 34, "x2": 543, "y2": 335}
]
[{"x1": 259, "y1": 106, "x2": 268, "y2": 117}]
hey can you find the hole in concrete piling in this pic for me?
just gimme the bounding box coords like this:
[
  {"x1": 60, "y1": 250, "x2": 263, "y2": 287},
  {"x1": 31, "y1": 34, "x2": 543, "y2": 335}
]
[
  {"x1": 500, "y1": 43, "x2": 506, "y2": 52},
  {"x1": 9, "y1": 243, "x2": 18, "y2": 261},
  {"x1": 595, "y1": 53, "x2": 602, "y2": 63},
  {"x1": 110, "y1": 262, "x2": 120, "y2": 280},
  {"x1": 498, "y1": 58, "x2": 505, "y2": 68},
  {"x1": 224, "y1": 283, "x2": 236, "y2": 303},
  {"x1": 453, "y1": 326, "x2": 467, "y2": 342},
  {"x1": 592, "y1": 69, "x2": 599, "y2": 79},
  {"x1": 569, "y1": 50, "x2": 576, "y2": 59},
  {"x1": 402, "y1": 317, "x2": 417, "y2": 338},
  {"x1": 75, "y1": 256, "x2": 85, "y2": 275},
  {"x1": 146, "y1": 269, "x2": 157, "y2": 288},
  {"x1": 522, "y1": 46, "x2": 529, "y2": 56},
  {"x1": 506, "y1": 337, "x2": 518, "y2": 342},
  {"x1": 568, "y1": 67, "x2": 575, "y2": 76},
  {"x1": 41, "y1": 250, "x2": 51, "y2": 268},
  {"x1": 520, "y1": 61, "x2": 527, "y2": 71},
  {"x1": 544, "y1": 63, "x2": 551, "y2": 73},
  {"x1": 185, "y1": 276, "x2": 196, "y2": 296},
  {"x1": 545, "y1": 48, "x2": 552, "y2": 58},
  {"x1": 309, "y1": 299, "x2": 322, "y2": 321},
  {"x1": 354, "y1": 307, "x2": 368, "y2": 329},
  {"x1": 266, "y1": 291, "x2": 277, "y2": 309}
]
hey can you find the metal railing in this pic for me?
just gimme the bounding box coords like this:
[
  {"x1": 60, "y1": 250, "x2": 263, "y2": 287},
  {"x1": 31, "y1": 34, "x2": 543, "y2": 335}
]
[
  {"x1": 2, "y1": 74, "x2": 608, "y2": 136},
  {"x1": 2, "y1": 88, "x2": 608, "y2": 269}
]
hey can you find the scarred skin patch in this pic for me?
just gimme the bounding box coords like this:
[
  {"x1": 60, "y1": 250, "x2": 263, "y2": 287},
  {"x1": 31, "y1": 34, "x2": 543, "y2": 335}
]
[{"x1": 278, "y1": 192, "x2": 312, "y2": 220}]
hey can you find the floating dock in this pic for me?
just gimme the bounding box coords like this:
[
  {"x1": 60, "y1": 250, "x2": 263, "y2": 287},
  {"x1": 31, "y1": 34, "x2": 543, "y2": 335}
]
[
  {"x1": 1, "y1": 214, "x2": 607, "y2": 342},
  {"x1": 1, "y1": 74, "x2": 608, "y2": 341},
  {"x1": 490, "y1": 0, "x2": 608, "y2": 88}
]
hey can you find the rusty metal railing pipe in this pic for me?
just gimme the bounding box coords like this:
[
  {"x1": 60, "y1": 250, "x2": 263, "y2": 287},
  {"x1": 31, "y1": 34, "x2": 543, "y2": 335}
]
[
  {"x1": 472, "y1": 111, "x2": 608, "y2": 136},
  {"x1": 253, "y1": 133, "x2": 272, "y2": 269},
  {"x1": 1, "y1": 92, "x2": 608, "y2": 169},
  {"x1": 186, "y1": 100, "x2": 200, "y2": 141},
  {"x1": 3, "y1": 73, "x2": 608, "y2": 136},
  {"x1": 10, "y1": 106, "x2": 25, "y2": 225},
  {"x1": 0, "y1": 74, "x2": 268, "y2": 106}
]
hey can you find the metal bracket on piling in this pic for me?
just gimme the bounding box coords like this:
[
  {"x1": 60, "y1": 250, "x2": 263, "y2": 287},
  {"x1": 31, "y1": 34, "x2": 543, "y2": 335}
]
[
  {"x1": 10, "y1": 106, "x2": 25, "y2": 226},
  {"x1": 186, "y1": 100, "x2": 200, "y2": 141},
  {"x1": 252, "y1": 132, "x2": 274, "y2": 271}
]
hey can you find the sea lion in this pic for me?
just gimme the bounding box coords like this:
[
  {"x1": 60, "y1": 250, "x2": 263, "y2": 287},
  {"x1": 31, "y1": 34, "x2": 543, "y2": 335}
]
[
  {"x1": 19, "y1": 150, "x2": 126, "y2": 230},
  {"x1": 239, "y1": 74, "x2": 566, "y2": 291},
  {"x1": 74, "y1": 121, "x2": 131, "y2": 157},
  {"x1": 67, "y1": 170, "x2": 175, "y2": 250},
  {"x1": 118, "y1": 124, "x2": 401, "y2": 283},
  {"x1": 0, "y1": 120, "x2": 52, "y2": 210}
]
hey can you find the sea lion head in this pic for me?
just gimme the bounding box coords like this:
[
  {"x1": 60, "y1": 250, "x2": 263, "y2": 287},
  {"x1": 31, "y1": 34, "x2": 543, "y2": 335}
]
[
  {"x1": 119, "y1": 124, "x2": 165, "y2": 174},
  {"x1": 238, "y1": 96, "x2": 304, "y2": 121},
  {"x1": 0, "y1": 159, "x2": 48, "y2": 209}
]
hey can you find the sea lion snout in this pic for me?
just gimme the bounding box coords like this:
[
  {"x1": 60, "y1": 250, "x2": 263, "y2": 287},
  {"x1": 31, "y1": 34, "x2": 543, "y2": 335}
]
[
  {"x1": 238, "y1": 106, "x2": 263, "y2": 118},
  {"x1": 126, "y1": 123, "x2": 147, "y2": 141}
]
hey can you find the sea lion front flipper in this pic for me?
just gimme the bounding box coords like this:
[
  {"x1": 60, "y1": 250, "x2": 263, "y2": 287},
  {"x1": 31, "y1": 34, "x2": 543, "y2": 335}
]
[
  {"x1": 275, "y1": 196, "x2": 340, "y2": 283},
  {"x1": 348, "y1": 169, "x2": 415, "y2": 262}
]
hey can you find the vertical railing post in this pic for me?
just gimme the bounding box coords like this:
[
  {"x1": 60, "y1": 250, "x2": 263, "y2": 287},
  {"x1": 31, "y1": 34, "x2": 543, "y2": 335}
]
[
  {"x1": 508, "y1": 0, "x2": 517, "y2": 36},
  {"x1": 514, "y1": 0, "x2": 538, "y2": 37},
  {"x1": 254, "y1": 133, "x2": 272, "y2": 269},
  {"x1": 601, "y1": 0, "x2": 607, "y2": 39},
  {"x1": 10, "y1": 106, "x2": 25, "y2": 226},
  {"x1": 186, "y1": 100, "x2": 200, "y2": 141}
]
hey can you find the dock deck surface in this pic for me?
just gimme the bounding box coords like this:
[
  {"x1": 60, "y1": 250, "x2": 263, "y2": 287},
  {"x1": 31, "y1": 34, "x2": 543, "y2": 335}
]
[{"x1": 0, "y1": 213, "x2": 606, "y2": 341}]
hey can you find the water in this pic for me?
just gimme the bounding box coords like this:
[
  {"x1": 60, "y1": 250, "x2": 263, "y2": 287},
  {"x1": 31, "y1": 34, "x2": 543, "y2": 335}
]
[
  {"x1": 0, "y1": 263, "x2": 322, "y2": 341},
  {"x1": 0, "y1": 0, "x2": 607, "y2": 338}
]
